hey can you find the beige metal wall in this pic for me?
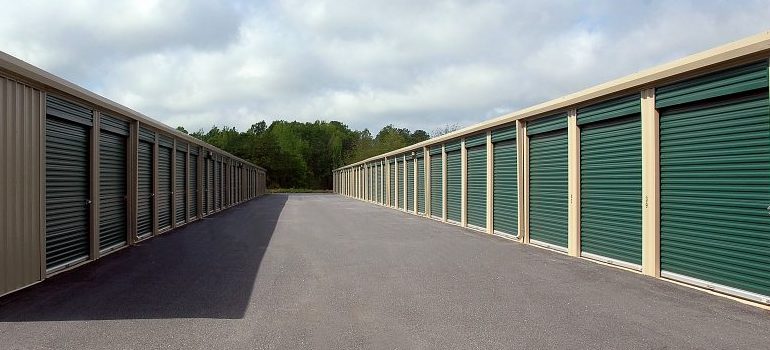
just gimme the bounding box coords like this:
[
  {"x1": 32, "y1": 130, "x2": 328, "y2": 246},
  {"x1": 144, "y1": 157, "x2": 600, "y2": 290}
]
[
  {"x1": 0, "y1": 52, "x2": 269, "y2": 298},
  {"x1": 0, "y1": 76, "x2": 42, "y2": 296}
]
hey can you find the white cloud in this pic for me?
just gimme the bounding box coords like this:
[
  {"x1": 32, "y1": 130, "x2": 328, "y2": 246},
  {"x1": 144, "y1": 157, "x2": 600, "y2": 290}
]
[{"x1": 1, "y1": 0, "x2": 768, "y2": 133}]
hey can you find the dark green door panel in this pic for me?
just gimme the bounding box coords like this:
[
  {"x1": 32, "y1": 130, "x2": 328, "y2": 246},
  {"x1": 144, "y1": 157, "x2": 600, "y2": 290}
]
[
  {"x1": 656, "y1": 61, "x2": 768, "y2": 109},
  {"x1": 493, "y1": 140, "x2": 517, "y2": 235},
  {"x1": 45, "y1": 116, "x2": 90, "y2": 269},
  {"x1": 528, "y1": 129, "x2": 568, "y2": 247},
  {"x1": 157, "y1": 146, "x2": 173, "y2": 230},
  {"x1": 175, "y1": 150, "x2": 186, "y2": 225},
  {"x1": 417, "y1": 157, "x2": 425, "y2": 213},
  {"x1": 580, "y1": 116, "x2": 642, "y2": 265},
  {"x1": 189, "y1": 155, "x2": 198, "y2": 219},
  {"x1": 206, "y1": 158, "x2": 214, "y2": 214},
  {"x1": 99, "y1": 130, "x2": 127, "y2": 250},
  {"x1": 430, "y1": 155, "x2": 443, "y2": 218},
  {"x1": 446, "y1": 150, "x2": 462, "y2": 222},
  {"x1": 660, "y1": 93, "x2": 770, "y2": 297},
  {"x1": 397, "y1": 160, "x2": 404, "y2": 209},
  {"x1": 137, "y1": 141, "x2": 154, "y2": 237},
  {"x1": 389, "y1": 161, "x2": 395, "y2": 206},
  {"x1": 407, "y1": 159, "x2": 414, "y2": 211},
  {"x1": 466, "y1": 145, "x2": 486, "y2": 228},
  {"x1": 214, "y1": 160, "x2": 224, "y2": 210}
]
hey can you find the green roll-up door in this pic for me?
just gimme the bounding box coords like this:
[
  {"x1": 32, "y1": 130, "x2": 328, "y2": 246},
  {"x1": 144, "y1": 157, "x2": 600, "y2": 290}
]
[
  {"x1": 99, "y1": 128, "x2": 128, "y2": 251},
  {"x1": 578, "y1": 95, "x2": 642, "y2": 266},
  {"x1": 466, "y1": 143, "x2": 487, "y2": 229},
  {"x1": 216, "y1": 160, "x2": 222, "y2": 210},
  {"x1": 189, "y1": 153, "x2": 198, "y2": 219},
  {"x1": 528, "y1": 114, "x2": 568, "y2": 248},
  {"x1": 493, "y1": 125, "x2": 517, "y2": 236},
  {"x1": 396, "y1": 160, "x2": 404, "y2": 209},
  {"x1": 203, "y1": 157, "x2": 210, "y2": 214},
  {"x1": 373, "y1": 164, "x2": 378, "y2": 203},
  {"x1": 375, "y1": 163, "x2": 382, "y2": 204},
  {"x1": 45, "y1": 113, "x2": 91, "y2": 270},
  {"x1": 446, "y1": 144, "x2": 462, "y2": 223},
  {"x1": 659, "y1": 91, "x2": 770, "y2": 299},
  {"x1": 370, "y1": 165, "x2": 375, "y2": 201},
  {"x1": 175, "y1": 149, "x2": 186, "y2": 225},
  {"x1": 157, "y1": 143, "x2": 173, "y2": 230},
  {"x1": 430, "y1": 151, "x2": 443, "y2": 218},
  {"x1": 389, "y1": 161, "x2": 395, "y2": 206},
  {"x1": 407, "y1": 158, "x2": 414, "y2": 212},
  {"x1": 137, "y1": 140, "x2": 154, "y2": 237},
  {"x1": 417, "y1": 155, "x2": 425, "y2": 214}
]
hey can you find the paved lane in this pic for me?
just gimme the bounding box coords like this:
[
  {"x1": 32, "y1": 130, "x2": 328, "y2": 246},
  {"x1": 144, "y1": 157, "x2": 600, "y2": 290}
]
[{"x1": 0, "y1": 194, "x2": 768, "y2": 349}]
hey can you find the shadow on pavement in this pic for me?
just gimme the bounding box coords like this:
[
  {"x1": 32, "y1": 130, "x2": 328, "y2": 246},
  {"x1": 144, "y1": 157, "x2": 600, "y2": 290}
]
[{"x1": 0, "y1": 194, "x2": 288, "y2": 321}]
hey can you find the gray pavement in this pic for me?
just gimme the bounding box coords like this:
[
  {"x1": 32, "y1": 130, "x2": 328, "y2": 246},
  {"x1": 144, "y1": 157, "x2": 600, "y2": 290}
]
[{"x1": 0, "y1": 194, "x2": 768, "y2": 349}]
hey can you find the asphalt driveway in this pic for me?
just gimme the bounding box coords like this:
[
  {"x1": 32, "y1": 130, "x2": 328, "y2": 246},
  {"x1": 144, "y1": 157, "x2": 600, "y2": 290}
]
[{"x1": 0, "y1": 194, "x2": 768, "y2": 349}]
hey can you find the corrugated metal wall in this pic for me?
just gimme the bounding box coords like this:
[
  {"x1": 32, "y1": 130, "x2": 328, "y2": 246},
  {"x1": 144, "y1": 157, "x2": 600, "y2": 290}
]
[
  {"x1": 0, "y1": 59, "x2": 267, "y2": 298},
  {"x1": 0, "y1": 76, "x2": 42, "y2": 296}
]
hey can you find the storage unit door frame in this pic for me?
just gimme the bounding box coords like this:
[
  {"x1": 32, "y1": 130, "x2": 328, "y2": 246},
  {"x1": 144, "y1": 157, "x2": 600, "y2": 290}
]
[
  {"x1": 45, "y1": 98, "x2": 92, "y2": 271},
  {"x1": 528, "y1": 114, "x2": 569, "y2": 250},
  {"x1": 466, "y1": 135, "x2": 487, "y2": 230},
  {"x1": 657, "y1": 61, "x2": 770, "y2": 302},
  {"x1": 578, "y1": 94, "x2": 642, "y2": 268},
  {"x1": 98, "y1": 120, "x2": 129, "y2": 252},
  {"x1": 492, "y1": 126, "x2": 517, "y2": 236}
]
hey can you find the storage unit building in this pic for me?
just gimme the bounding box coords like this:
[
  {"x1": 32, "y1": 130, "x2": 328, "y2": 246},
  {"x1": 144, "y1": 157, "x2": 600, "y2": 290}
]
[
  {"x1": 333, "y1": 33, "x2": 770, "y2": 305},
  {"x1": 0, "y1": 52, "x2": 267, "y2": 298}
]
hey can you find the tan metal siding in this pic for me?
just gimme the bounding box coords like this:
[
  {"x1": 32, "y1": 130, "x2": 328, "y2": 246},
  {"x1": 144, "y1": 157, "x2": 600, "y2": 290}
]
[{"x1": 0, "y1": 76, "x2": 42, "y2": 296}]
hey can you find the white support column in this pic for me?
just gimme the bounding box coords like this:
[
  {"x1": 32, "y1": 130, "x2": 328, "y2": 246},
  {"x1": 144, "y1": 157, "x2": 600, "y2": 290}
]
[
  {"x1": 413, "y1": 153, "x2": 418, "y2": 213},
  {"x1": 568, "y1": 109, "x2": 581, "y2": 257},
  {"x1": 402, "y1": 154, "x2": 408, "y2": 211},
  {"x1": 641, "y1": 88, "x2": 660, "y2": 277},
  {"x1": 424, "y1": 146, "x2": 431, "y2": 216},
  {"x1": 486, "y1": 131, "x2": 494, "y2": 234},
  {"x1": 461, "y1": 138, "x2": 468, "y2": 227},
  {"x1": 386, "y1": 158, "x2": 391, "y2": 205}
]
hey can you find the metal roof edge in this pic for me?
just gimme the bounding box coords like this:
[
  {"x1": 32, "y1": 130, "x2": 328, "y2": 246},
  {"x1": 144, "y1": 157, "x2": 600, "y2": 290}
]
[
  {"x1": 334, "y1": 30, "x2": 770, "y2": 171},
  {"x1": 0, "y1": 51, "x2": 265, "y2": 172}
]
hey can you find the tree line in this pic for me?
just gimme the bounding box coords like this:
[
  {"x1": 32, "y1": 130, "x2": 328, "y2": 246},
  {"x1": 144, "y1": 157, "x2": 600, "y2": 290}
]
[{"x1": 180, "y1": 121, "x2": 454, "y2": 190}]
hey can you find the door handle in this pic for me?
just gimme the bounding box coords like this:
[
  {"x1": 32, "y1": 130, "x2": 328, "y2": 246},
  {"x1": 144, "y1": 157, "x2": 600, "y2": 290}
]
[
  {"x1": 767, "y1": 205, "x2": 770, "y2": 216},
  {"x1": 85, "y1": 199, "x2": 92, "y2": 207}
]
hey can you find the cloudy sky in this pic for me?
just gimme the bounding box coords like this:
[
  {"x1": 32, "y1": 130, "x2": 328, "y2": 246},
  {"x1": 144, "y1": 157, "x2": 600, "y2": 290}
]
[{"x1": 1, "y1": 1, "x2": 768, "y2": 134}]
